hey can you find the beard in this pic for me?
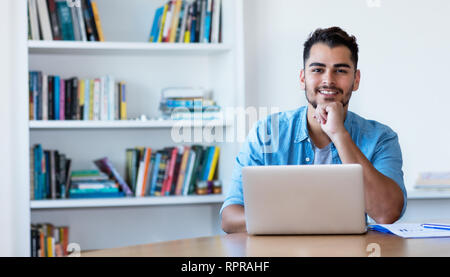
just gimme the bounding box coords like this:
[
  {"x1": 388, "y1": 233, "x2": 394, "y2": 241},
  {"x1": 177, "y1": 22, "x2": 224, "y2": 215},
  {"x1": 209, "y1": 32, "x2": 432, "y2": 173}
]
[{"x1": 305, "y1": 84, "x2": 353, "y2": 109}]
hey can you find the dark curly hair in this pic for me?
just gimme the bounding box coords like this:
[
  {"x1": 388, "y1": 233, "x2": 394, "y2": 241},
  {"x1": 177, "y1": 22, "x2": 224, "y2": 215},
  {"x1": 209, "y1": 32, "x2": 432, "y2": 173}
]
[{"x1": 303, "y1": 27, "x2": 359, "y2": 71}]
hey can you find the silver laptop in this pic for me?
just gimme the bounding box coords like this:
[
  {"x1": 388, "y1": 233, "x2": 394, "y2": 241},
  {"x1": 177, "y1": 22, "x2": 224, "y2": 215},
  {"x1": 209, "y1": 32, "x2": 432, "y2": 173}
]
[{"x1": 242, "y1": 164, "x2": 367, "y2": 235}]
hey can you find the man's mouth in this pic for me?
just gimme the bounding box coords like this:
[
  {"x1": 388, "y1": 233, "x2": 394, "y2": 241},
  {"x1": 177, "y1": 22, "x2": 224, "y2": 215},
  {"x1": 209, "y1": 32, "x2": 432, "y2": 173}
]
[{"x1": 318, "y1": 89, "x2": 340, "y2": 96}]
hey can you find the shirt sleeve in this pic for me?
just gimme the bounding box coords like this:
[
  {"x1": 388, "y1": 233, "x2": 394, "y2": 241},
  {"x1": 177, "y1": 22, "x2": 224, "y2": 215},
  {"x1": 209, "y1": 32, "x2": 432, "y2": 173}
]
[
  {"x1": 371, "y1": 130, "x2": 408, "y2": 220},
  {"x1": 219, "y1": 122, "x2": 265, "y2": 215}
]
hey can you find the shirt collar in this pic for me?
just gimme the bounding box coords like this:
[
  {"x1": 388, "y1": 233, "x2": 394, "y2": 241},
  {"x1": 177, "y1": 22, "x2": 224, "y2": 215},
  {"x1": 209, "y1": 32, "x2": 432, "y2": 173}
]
[{"x1": 294, "y1": 106, "x2": 353, "y2": 143}]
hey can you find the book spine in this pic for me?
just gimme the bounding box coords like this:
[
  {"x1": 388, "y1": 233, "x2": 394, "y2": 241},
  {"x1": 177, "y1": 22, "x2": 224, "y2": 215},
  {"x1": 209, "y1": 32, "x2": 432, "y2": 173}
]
[
  {"x1": 47, "y1": 0, "x2": 62, "y2": 40},
  {"x1": 42, "y1": 74, "x2": 48, "y2": 120},
  {"x1": 141, "y1": 148, "x2": 152, "y2": 196},
  {"x1": 76, "y1": 4, "x2": 87, "y2": 41},
  {"x1": 210, "y1": 0, "x2": 221, "y2": 43},
  {"x1": 203, "y1": 0, "x2": 212, "y2": 43},
  {"x1": 90, "y1": 1, "x2": 104, "y2": 41},
  {"x1": 93, "y1": 78, "x2": 100, "y2": 120},
  {"x1": 207, "y1": 146, "x2": 220, "y2": 181},
  {"x1": 162, "y1": 1, "x2": 173, "y2": 42},
  {"x1": 149, "y1": 6, "x2": 163, "y2": 42},
  {"x1": 79, "y1": 79, "x2": 85, "y2": 121},
  {"x1": 157, "y1": 4, "x2": 169, "y2": 43},
  {"x1": 83, "y1": 79, "x2": 90, "y2": 120},
  {"x1": 169, "y1": 0, "x2": 182, "y2": 43},
  {"x1": 94, "y1": 157, "x2": 133, "y2": 196},
  {"x1": 149, "y1": 153, "x2": 160, "y2": 196},
  {"x1": 53, "y1": 76, "x2": 60, "y2": 120},
  {"x1": 175, "y1": 147, "x2": 190, "y2": 195},
  {"x1": 29, "y1": 0, "x2": 41, "y2": 40},
  {"x1": 36, "y1": 0, "x2": 53, "y2": 40},
  {"x1": 70, "y1": 2, "x2": 82, "y2": 41},
  {"x1": 163, "y1": 148, "x2": 178, "y2": 196},
  {"x1": 120, "y1": 82, "x2": 127, "y2": 120},
  {"x1": 182, "y1": 150, "x2": 196, "y2": 195},
  {"x1": 71, "y1": 78, "x2": 79, "y2": 120},
  {"x1": 81, "y1": 0, "x2": 96, "y2": 41},
  {"x1": 59, "y1": 78, "x2": 65, "y2": 120},
  {"x1": 89, "y1": 79, "x2": 94, "y2": 120},
  {"x1": 56, "y1": 0, "x2": 75, "y2": 40},
  {"x1": 47, "y1": 76, "x2": 53, "y2": 120}
]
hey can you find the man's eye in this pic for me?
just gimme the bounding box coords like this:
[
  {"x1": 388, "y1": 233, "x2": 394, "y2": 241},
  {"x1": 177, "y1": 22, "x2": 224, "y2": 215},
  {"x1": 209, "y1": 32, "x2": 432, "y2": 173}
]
[
  {"x1": 312, "y1": 68, "x2": 323, "y2": 73},
  {"x1": 336, "y1": 69, "x2": 347, "y2": 73}
]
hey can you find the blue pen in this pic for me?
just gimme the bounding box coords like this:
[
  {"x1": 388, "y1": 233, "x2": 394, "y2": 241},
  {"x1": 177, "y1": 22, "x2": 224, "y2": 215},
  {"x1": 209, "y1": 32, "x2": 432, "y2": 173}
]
[{"x1": 421, "y1": 224, "x2": 450, "y2": 231}]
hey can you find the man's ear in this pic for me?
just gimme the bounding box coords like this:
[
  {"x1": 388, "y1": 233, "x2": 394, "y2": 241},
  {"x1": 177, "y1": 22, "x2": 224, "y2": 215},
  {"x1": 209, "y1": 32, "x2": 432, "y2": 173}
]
[
  {"x1": 353, "y1": 69, "x2": 361, "y2": 91},
  {"x1": 300, "y1": 69, "x2": 306, "y2": 90}
]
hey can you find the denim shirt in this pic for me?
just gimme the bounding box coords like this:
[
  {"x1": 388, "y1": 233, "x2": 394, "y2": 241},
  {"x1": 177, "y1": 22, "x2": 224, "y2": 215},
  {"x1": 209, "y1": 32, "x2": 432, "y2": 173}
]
[{"x1": 220, "y1": 106, "x2": 407, "y2": 220}]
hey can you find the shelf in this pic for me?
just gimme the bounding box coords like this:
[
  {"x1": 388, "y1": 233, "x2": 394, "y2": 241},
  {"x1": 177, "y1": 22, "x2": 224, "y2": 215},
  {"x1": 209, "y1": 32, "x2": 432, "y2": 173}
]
[
  {"x1": 30, "y1": 194, "x2": 225, "y2": 209},
  {"x1": 28, "y1": 40, "x2": 231, "y2": 55},
  {"x1": 407, "y1": 189, "x2": 450, "y2": 200},
  {"x1": 29, "y1": 120, "x2": 231, "y2": 129}
]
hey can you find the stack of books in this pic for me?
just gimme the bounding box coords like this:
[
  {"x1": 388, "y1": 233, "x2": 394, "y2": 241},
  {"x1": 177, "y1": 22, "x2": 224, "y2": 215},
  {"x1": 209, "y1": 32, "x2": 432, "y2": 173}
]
[
  {"x1": 149, "y1": 0, "x2": 222, "y2": 43},
  {"x1": 126, "y1": 145, "x2": 221, "y2": 197},
  {"x1": 159, "y1": 87, "x2": 221, "y2": 120},
  {"x1": 414, "y1": 172, "x2": 450, "y2": 191},
  {"x1": 30, "y1": 224, "x2": 69, "y2": 257},
  {"x1": 30, "y1": 144, "x2": 72, "y2": 200},
  {"x1": 69, "y1": 170, "x2": 124, "y2": 199},
  {"x1": 29, "y1": 71, "x2": 127, "y2": 121},
  {"x1": 28, "y1": 0, "x2": 104, "y2": 41}
]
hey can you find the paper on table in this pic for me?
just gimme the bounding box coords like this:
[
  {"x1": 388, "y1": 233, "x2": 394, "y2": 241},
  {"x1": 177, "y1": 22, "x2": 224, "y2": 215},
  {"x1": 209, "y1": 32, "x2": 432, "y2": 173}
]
[{"x1": 368, "y1": 223, "x2": 450, "y2": 238}]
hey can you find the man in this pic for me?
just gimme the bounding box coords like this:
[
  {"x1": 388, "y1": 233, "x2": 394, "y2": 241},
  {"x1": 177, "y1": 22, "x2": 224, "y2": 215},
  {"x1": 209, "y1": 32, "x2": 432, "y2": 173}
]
[{"x1": 221, "y1": 27, "x2": 407, "y2": 234}]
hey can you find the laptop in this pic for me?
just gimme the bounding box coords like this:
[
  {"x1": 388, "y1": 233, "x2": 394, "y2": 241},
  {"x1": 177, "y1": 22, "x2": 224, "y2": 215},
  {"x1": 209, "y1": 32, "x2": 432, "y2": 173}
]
[{"x1": 242, "y1": 164, "x2": 367, "y2": 235}]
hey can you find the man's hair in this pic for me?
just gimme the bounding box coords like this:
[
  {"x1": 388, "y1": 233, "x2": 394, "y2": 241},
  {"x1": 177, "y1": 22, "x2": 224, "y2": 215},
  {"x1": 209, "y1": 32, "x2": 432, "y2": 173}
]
[{"x1": 303, "y1": 27, "x2": 359, "y2": 71}]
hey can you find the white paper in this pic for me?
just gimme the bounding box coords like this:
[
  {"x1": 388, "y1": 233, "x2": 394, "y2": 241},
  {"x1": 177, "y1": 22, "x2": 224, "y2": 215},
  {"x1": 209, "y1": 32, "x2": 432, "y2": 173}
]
[{"x1": 368, "y1": 223, "x2": 450, "y2": 238}]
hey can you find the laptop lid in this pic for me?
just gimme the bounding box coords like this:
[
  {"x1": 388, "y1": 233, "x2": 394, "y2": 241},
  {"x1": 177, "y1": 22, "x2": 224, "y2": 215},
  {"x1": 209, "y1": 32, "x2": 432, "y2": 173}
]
[{"x1": 242, "y1": 164, "x2": 367, "y2": 235}]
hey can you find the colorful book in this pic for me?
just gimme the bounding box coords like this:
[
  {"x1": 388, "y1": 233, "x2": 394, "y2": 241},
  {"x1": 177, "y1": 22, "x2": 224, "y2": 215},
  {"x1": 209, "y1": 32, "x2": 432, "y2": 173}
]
[
  {"x1": 207, "y1": 146, "x2": 220, "y2": 181},
  {"x1": 175, "y1": 146, "x2": 190, "y2": 195},
  {"x1": 150, "y1": 6, "x2": 164, "y2": 42},
  {"x1": 90, "y1": 1, "x2": 105, "y2": 41},
  {"x1": 55, "y1": 0, "x2": 75, "y2": 40},
  {"x1": 150, "y1": 152, "x2": 162, "y2": 196},
  {"x1": 94, "y1": 157, "x2": 132, "y2": 196},
  {"x1": 162, "y1": 147, "x2": 178, "y2": 195}
]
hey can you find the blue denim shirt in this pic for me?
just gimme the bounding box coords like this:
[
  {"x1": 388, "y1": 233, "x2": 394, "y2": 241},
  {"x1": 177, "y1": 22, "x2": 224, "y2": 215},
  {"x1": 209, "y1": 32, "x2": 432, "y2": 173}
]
[{"x1": 220, "y1": 106, "x2": 407, "y2": 220}]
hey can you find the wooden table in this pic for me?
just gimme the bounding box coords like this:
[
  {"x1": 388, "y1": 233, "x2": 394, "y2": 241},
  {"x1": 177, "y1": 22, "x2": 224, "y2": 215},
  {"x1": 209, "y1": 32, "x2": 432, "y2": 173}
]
[{"x1": 82, "y1": 231, "x2": 450, "y2": 257}]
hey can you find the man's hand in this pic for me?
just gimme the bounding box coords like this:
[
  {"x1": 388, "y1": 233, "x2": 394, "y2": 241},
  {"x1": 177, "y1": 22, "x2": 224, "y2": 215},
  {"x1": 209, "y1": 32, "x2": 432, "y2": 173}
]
[{"x1": 313, "y1": 102, "x2": 347, "y2": 141}]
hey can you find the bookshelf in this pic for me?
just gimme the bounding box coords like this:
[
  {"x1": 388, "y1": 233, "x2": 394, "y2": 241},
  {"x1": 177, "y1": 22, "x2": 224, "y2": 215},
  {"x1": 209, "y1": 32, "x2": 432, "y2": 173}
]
[
  {"x1": 28, "y1": 0, "x2": 245, "y2": 252},
  {"x1": 28, "y1": 40, "x2": 232, "y2": 55},
  {"x1": 29, "y1": 119, "x2": 232, "y2": 129}
]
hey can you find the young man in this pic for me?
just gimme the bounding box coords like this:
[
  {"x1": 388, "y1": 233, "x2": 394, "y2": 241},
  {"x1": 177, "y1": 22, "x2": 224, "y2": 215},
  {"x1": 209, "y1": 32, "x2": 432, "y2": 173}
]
[{"x1": 220, "y1": 27, "x2": 407, "y2": 234}]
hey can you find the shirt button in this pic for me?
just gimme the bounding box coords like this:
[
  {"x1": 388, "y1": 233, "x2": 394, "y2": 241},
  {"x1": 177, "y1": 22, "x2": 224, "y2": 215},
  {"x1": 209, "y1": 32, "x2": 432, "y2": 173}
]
[{"x1": 305, "y1": 157, "x2": 310, "y2": 162}]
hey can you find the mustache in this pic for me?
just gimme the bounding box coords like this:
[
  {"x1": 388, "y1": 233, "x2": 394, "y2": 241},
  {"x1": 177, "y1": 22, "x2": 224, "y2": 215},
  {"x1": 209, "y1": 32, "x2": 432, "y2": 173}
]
[{"x1": 315, "y1": 86, "x2": 343, "y2": 94}]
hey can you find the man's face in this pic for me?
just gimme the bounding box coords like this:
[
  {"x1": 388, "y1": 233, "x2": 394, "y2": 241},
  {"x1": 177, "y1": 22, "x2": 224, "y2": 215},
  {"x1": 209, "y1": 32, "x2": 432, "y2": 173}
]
[{"x1": 300, "y1": 43, "x2": 360, "y2": 109}]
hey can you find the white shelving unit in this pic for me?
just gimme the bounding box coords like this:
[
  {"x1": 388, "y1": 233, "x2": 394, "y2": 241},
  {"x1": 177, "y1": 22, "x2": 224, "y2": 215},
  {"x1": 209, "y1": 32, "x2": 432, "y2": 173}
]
[
  {"x1": 29, "y1": 119, "x2": 232, "y2": 129},
  {"x1": 28, "y1": 0, "x2": 245, "y2": 251}
]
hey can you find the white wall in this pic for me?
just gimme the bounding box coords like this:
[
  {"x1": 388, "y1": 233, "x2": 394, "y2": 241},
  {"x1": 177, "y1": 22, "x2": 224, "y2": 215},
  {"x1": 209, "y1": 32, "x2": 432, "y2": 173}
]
[
  {"x1": 243, "y1": 0, "x2": 450, "y2": 190},
  {"x1": 0, "y1": 0, "x2": 29, "y2": 256}
]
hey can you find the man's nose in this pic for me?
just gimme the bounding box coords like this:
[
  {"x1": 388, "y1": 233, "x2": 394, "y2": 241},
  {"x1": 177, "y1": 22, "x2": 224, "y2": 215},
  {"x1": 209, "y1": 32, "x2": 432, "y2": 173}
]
[{"x1": 322, "y1": 70, "x2": 336, "y2": 86}]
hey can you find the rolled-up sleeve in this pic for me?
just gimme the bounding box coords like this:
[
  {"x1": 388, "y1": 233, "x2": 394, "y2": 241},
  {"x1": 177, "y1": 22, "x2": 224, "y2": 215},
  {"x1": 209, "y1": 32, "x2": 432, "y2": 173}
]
[
  {"x1": 371, "y1": 130, "x2": 407, "y2": 219},
  {"x1": 220, "y1": 122, "x2": 265, "y2": 215}
]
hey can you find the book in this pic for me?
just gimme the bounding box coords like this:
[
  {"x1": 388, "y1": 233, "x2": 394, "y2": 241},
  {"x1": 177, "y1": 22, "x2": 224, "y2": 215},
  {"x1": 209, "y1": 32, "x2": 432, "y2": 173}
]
[
  {"x1": 36, "y1": 0, "x2": 53, "y2": 40},
  {"x1": 150, "y1": 6, "x2": 164, "y2": 42},
  {"x1": 55, "y1": 0, "x2": 75, "y2": 40},
  {"x1": 169, "y1": 0, "x2": 182, "y2": 43},
  {"x1": 82, "y1": 0, "x2": 97, "y2": 41},
  {"x1": 182, "y1": 149, "x2": 196, "y2": 195},
  {"x1": 150, "y1": 152, "x2": 162, "y2": 196},
  {"x1": 94, "y1": 157, "x2": 132, "y2": 196},
  {"x1": 90, "y1": 1, "x2": 104, "y2": 41},
  {"x1": 157, "y1": 4, "x2": 169, "y2": 42},
  {"x1": 210, "y1": 0, "x2": 221, "y2": 43},
  {"x1": 175, "y1": 146, "x2": 190, "y2": 195},
  {"x1": 29, "y1": 0, "x2": 41, "y2": 40},
  {"x1": 162, "y1": 147, "x2": 178, "y2": 195},
  {"x1": 207, "y1": 146, "x2": 220, "y2": 181}
]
